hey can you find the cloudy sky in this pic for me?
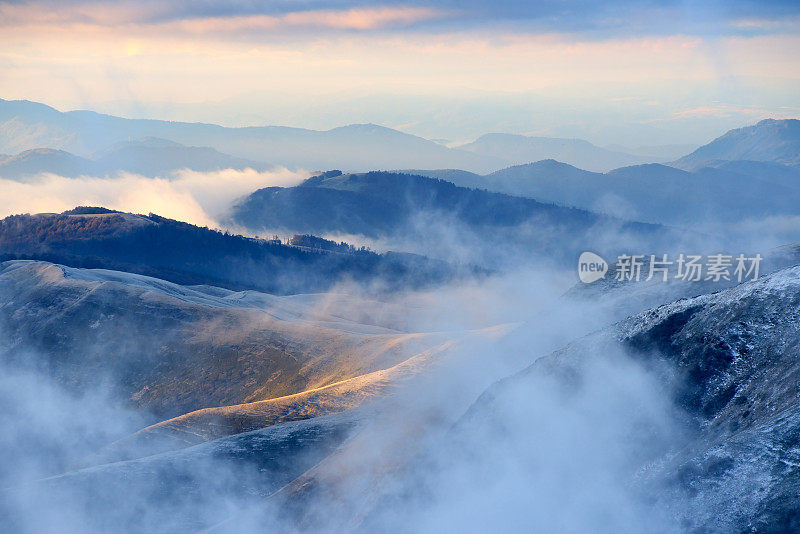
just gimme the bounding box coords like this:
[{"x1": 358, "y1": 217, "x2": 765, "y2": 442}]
[{"x1": 1, "y1": 0, "x2": 799, "y2": 145}]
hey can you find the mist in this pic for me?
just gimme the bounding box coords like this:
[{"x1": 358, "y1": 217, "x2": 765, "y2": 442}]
[
  {"x1": 189, "y1": 263, "x2": 698, "y2": 533},
  {"x1": 0, "y1": 168, "x2": 309, "y2": 229},
  {"x1": 0, "y1": 246, "x2": 706, "y2": 533}
]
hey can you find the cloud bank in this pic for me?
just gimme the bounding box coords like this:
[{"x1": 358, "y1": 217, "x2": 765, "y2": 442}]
[
  {"x1": 2, "y1": 0, "x2": 798, "y2": 37},
  {"x1": 0, "y1": 168, "x2": 308, "y2": 229}
]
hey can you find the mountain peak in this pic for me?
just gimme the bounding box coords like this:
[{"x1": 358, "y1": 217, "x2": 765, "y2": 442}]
[
  {"x1": 459, "y1": 133, "x2": 650, "y2": 172},
  {"x1": 528, "y1": 158, "x2": 580, "y2": 168},
  {"x1": 328, "y1": 123, "x2": 411, "y2": 137},
  {"x1": 756, "y1": 117, "x2": 799, "y2": 127},
  {"x1": 673, "y1": 118, "x2": 800, "y2": 169},
  {"x1": 97, "y1": 136, "x2": 184, "y2": 155},
  {"x1": 0, "y1": 98, "x2": 62, "y2": 121}
]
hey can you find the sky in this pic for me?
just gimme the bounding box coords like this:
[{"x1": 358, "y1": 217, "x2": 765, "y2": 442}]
[{"x1": 1, "y1": 0, "x2": 799, "y2": 145}]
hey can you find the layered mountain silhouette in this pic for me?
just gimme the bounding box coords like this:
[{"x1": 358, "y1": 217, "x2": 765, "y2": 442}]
[
  {"x1": 408, "y1": 157, "x2": 800, "y2": 226},
  {"x1": 4, "y1": 99, "x2": 797, "y2": 178},
  {"x1": 0, "y1": 99, "x2": 502, "y2": 173}
]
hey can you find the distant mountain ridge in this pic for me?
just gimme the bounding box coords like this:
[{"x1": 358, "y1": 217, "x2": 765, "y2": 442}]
[
  {"x1": 0, "y1": 98, "x2": 690, "y2": 174},
  {"x1": 7, "y1": 98, "x2": 796, "y2": 176},
  {"x1": 0, "y1": 99, "x2": 800, "y2": 178},
  {"x1": 0, "y1": 99, "x2": 504, "y2": 173},
  {"x1": 407, "y1": 157, "x2": 800, "y2": 227},
  {"x1": 0, "y1": 137, "x2": 269, "y2": 179},
  {"x1": 457, "y1": 133, "x2": 655, "y2": 172},
  {"x1": 0, "y1": 148, "x2": 92, "y2": 179},
  {"x1": 673, "y1": 118, "x2": 800, "y2": 169}
]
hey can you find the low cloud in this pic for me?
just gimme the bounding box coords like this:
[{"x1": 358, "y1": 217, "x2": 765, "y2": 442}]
[{"x1": 0, "y1": 168, "x2": 308, "y2": 228}]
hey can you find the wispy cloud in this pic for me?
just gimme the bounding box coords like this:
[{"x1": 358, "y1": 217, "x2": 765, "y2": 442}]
[
  {"x1": 0, "y1": 2, "x2": 449, "y2": 32},
  {"x1": 166, "y1": 7, "x2": 448, "y2": 34},
  {"x1": 661, "y1": 103, "x2": 800, "y2": 121},
  {"x1": 0, "y1": 1, "x2": 165, "y2": 26}
]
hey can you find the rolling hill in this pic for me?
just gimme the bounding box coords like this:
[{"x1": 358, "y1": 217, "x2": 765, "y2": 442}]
[
  {"x1": 0, "y1": 148, "x2": 93, "y2": 179},
  {"x1": 0, "y1": 259, "x2": 500, "y2": 532},
  {"x1": 0, "y1": 259, "x2": 458, "y2": 430},
  {"x1": 0, "y1": 208, "x2": 458, "y2": 294}
]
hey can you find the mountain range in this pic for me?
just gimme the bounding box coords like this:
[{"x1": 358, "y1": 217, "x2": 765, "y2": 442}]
[
  {"x1": 456, "y1": 133, "x2": 656, "y2": 172},
  {"x1": 3, "y1": 100, "x2": 798, "y2": 236},
  {"x1": 0, "y1": 138, "x2": 269, "y2": 179},
  {"x1": 0, "y1": 99, "x2": 502, "y2": 173},
  {"x1": 409, "y1": 158, "x2": 800, "y2": 226},
  {"x1": 2, "y1": 98, "x2": 768, "y2": 175}
]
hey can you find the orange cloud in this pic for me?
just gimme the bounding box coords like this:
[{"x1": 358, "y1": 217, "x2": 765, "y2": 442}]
[
  {"x1": 283, "y1": 7, "x2": 447, "y2": 30},
  {"x1": 168, "y1": 7, "x2": 448, "y2": 34}
]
